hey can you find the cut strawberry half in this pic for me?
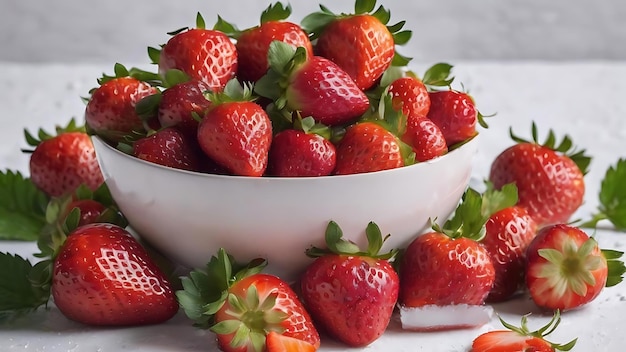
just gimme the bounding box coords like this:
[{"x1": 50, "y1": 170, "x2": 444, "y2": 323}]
[{"x1": 266, "y1": 331, "x2": 317, "y2": 352}]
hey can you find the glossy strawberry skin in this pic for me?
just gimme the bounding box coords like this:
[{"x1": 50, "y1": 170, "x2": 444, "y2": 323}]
[
  {"x1": 482, "y1": 206, "x2": 537, "y2": 302},
  {"x1": 236, "y1": 21, "x2": 313, "y2": 83},
  {"x1": 85, "y1": 77, "x2": 158, "y2": 138},
  {"x1": 471, "y1": 330, "x2": 555, "y2": 352},
  {"x1": 133, "y1": 127, "x2": 201, "y2": 172},
  {"x1": 197, "y1": 101, "x2": 272, "y2": 176},
  {"x1": 300, "y1": 255, "x2": 399, "y2": 347},
  {"x1": 489, "y1": 143, "x2": 585, "y2": 227},
  {"x1": 29, "y1": 132, "x2": 104, "y2": 197},
  {"x1": 388, "y1": 76, "x2": 431, "y2": 119},
  {"x1": 399, "y1": 232, "x2": 495, "y2": 307},
  {"x1": 265, "y1": 330, "x2": 316, "y2": 352},
  {"x1": 316, "y1": 14, "x2": 394, "y2": 91},
  {"x1": 427, "y1": 90, "x2": 478, "y2": 147},
  {"x1": 285, "y1": 56, "x2": 369, "y2": 126},
  {"x1": 267, "y1": 129, "x2": 336, "y2": 177},
  {"x1": 215, "y1": 274, "x2": 320, "y2": 352},
  {"x1": 159, "y1": 29, "x2": 237, "y2": 92},
  {"x1": 401, "y1": 117, "x2": 448, "y2": 162},
  {"x1": 157, "y1": 80, "x2": 211, "y2": 137},
  {"x1": 525, "y1": 224, "x2": 607, "y2": 311},
  {"x1": 51, "y1": 223, "x2": 179, "y2": 326},
  {"x1": 334, "y1": 122, "x2": 403, "y2": 175},
  {"x1": 65, "y1": 199, "x2": 107, "y2": 227}
]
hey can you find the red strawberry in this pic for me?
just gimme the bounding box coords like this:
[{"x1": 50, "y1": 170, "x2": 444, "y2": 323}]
[
  {"x1": 300, "y1": 221, "x2": 399, "y2": 347},
  {"x1": 197, "y1": 80, "x2": 272, "y2": 176},
  {"x1": 427, "y1": 89, "x2": 484, "y2": 147},
  {"x1": 155, "y1": 14, "x2": 237, "y2": 92},
  {"x1": 525, "y1": 224, "x2": 624, "y2": 311},
  {"x1": 132, "y1": 127, "x2": 201, "y2": 172},
  {"x1": 27, "y1": 127, "x2": 104, "y2": 197},
  {"x1": 489, "y1": 124, "x2": 590, "y2": 227},
  {"x1": 267, "y1": 117, "x2": 336, "y2": 177},
  {"x1": 177, "y1": 249, "x2": 320, "y2": 352},
  {"x1": 65, "y1": 199, "x2": 107, "y2": 227},
  {"x1": 398, "y1": 188, "x2": 495, "y2": 331},
  {"x1": 265, "y1": 331, "x2": 317, "y2": 352},
  {"x1": 216, "y1": 3, "x2": 313, "y2": 83},
  {"x1": 85, "y1": 76, "x2": 158, "y2": 140},
  {"x1": 302, "y1": 1, "x2": 412, "y2": 90},
  {"x1": 401, "y1": 116, "x2": 448, "y2": 162},
  {"x1": 255, "y1": 41, "x2": 369, "y2": 126},
  {"x1": 387, "y1": 75, "x2": 430, "y2": 119},
  {"x1": 51, "y1": 223, "x2": 179, "y2": 326},
  {"x1": 471, "y1": 311, "x2": 577, "y2": 352},
  {"x1": 157, "y1": 80, "x2": 212, "y2": 137}
]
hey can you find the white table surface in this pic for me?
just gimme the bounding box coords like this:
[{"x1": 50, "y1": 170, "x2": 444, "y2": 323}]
[{"x1": 0, "y1": 61, "x2": 625, "y2": 351}]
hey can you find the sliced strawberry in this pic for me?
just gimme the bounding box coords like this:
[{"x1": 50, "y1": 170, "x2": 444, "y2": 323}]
[
  {"x1": 52, "y1": 223, "x2": 179, "y2": 326},
  {"x1": 302, "y1": 1, "x2": 412, "y2": 90},
  {"x1": 471, "y1": 310, "x2": 577, "y2": 352},
  {"x1": 525, "y1": 224, "x2": 624, "y2": 311},
  {"x1": 265, "y1": 331, "x2": 317, "y2": 352},
  {"x1": 255, "y1": 41, "x2": 369, "y2": 127},
  {"x1": 489, "y1": 123, "x2": 590, "y2": 227},
  {"x1": 301, "y1": 221, "x2": 399, "y2": 347}
]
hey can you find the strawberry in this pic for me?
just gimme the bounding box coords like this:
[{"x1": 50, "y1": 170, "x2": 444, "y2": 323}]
[
  {"x1": 51, "y1": 223, "x2": 179, "y2": 326},
  {"x1": 301, "y1": 0, "x2": 412, "y2": 90},
  {"x1": 255, "y1": 41, "x2": 369, "y2": 127},
  {"x1": 479, "y1": 183, "x2": 538, "y2": 302},
  {"x1": 85, "y1": 76, "x2": 158, "y2": 141},
  {"x1": 525, "y1": 224, "x2": 625, "y2": 311},
  {"x1": 387, "y1": 75, "x2": 431, "y2": 119},
  {"x1": 333, "y1": 93, "x2": 414, "y2": 175},
  {"x1": 216, "y1": 3, "x2": 313, "y2": 83},
  {"x1": 153, "y1": 13, "x2": 237, "y2": 92},
  {"x1": 300, "y1": 221, "x2": 399, "y2": 347},
  {"x1": 471, "y1": 310, "x2": 577, "y2": 352},
  {"x1": 177, "y1": 249, "x2": 320, "y2": 352},
  {"x1": 265, "y1": 331, "x2": 317, "y2": 352},
  {"x1": 24, "y1": 120, "x2": 104, "y2": 197},
  {"x1": 65, "y1": 199, "x2": 106, "y2": 227},
  {"x1": 398, "y1": 188, "x2": 495, "y2": 331},
  {"x1": 131, "y1": 127, "x2": 202, "y2": 172},
  {"x1": 489, "y1": 123, "x2": 591, "y2": 227},
  {"x1": 267, "y1": 117, "x2": 336, "y2": 177},
  {"x1": 426, "y1": 89, "x2": 485, "y2": 147},
  {"x1": 157, "y1": 80, "x2": 212, "y2": 137},
  {"x1": 197, "y1": 80, "x2": 272, "y2": 176}
]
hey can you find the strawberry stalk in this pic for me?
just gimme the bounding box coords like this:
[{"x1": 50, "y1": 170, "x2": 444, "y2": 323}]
[
  {"x1": 498, "y1": 310, "x2": 577, "y2": 351},
  {"x1": 305, "y1": 221, "x2": 397, "y2": 260}
]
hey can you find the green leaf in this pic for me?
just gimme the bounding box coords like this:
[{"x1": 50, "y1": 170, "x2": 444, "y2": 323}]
[
  {"x1": 0, "y1": 253, "x2": 50, "y2": 321},
  {"x1": 442, "y1": 187, "x2": 488, "y2": 241},
  {"x1": 355, "y1": 0, "x2": 377, "y2": 14},
  {"x1": 422, "y1": 63, "x2": 455, "y2": 87},
  {"x1": 481, "y1": 181, "x2": 518, "y2": 218},
  {"x1": 603, "y1": 249, "x2": 625, "y2": 287},
  {"x1": 148, "y1": 46, "x2": 161, "y2": 65},
  {"x1": 260, "y1": 2, "x2": 291, "y2": 23},
  {"x1": 196, "y1": 12, "x2": 206, "y2": 30},
  {"x1": 0, "y1": 171, "x2": 49, "y2": 241},
  {"x1": 598, "y1": 159, "x2": 626, "y2": 230}
]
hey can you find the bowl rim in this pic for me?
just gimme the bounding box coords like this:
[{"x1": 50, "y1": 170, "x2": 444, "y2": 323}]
[{"x1": 92, "y1": 133, "x2": 479, "y2": 182}]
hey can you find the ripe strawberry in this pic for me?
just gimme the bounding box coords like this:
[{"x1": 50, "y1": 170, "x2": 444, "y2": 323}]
[
  {"x1": 157, "y1": 80, "x2": 212, "y2": 137},
  {"x1": 267, "y1": 117, "x2": 336, "y2": 177},
  {"x1": 255, "y1": 41, "x2": 369, "y2": 126},
  {"x1": 427, "y1": 89, "x2": 485, "y2": 147},
  {"x1": 132, "y1": 127, "x2": 201, "y2": 172},
  {"x1": 197, "y1": 80, "x2": 272, "y2": 176},
  {"x1": 154, "y1": 13, "x2": 237, "y2": 92},
  {"x1": 333, "y1": 93, "x2": 414, "y2": 175},
  {"x1": 85, "y1": 76, "x2": 158, "y2": 140},
  {"x1": 177, "y1": 249, "x2": 320, "y2": 352},
  {"x1": 265, "y1": 331, "x2": 317, "y2": 352},
  {"x1": 489, "y1": 123, "x2": 591, "y2": 227},
  {"x1": 387, "y1": 75, "x2": 430, "y2": 119},
  {"x1": 401, "y1": 116, "x2": 448, "y2": 162},
  {"x1": 65, "y1": 199, "x2": 107, "y2": 227},
  {"x1": 25, "y1": 121, "x2": 104, "y2": 197},
  {"x1": 478, "y1": 183, "x2": 538, "y2": 302},
  {"x1": 471, "y1": 310, "x2": 577, "y2": 352},
  {"x1": 302, "y1": 0, "x2": 412, "y2": 90},
  {"x1": 525, "y1": 224, "x2": 624, "y2": 311},
  {"x1": 51, "y1": 223, "x2": 179, "y2": 326},
  {"x1": 398, "y1": 188, "x2": 495, "y2": 330},
  {"x1": 300, "y1": 221, "x2": 399, "y2": 347},
  {"x1": 216, "y1": 3, "x2": 313, "y2": 83}
]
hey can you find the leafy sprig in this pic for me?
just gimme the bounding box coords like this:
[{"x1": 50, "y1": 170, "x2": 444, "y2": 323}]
[
  {"x1": 0, "y1": 170, "x2": 49, "y2": 241},
  {"x1": 578, "y1": 158, "x2": 626, "y2": 231}
]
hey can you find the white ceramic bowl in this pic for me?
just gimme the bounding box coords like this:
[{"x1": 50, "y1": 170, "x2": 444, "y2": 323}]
[{"x1": 92, "y1": 135, "x2": 478, "y2": 281}]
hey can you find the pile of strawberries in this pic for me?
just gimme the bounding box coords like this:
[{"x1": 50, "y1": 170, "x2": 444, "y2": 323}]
[{"x1": 2, "y1": 1, "x2": 626, "y2": 352}]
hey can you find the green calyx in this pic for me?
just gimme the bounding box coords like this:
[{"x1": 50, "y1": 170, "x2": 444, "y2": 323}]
[
  {"x1": 510, "y1": 122, "x2": 592, "y2": 175},
  {"x1": 498, "y1": 310, "x2": 577, "y2": 351},
  {"x1": 301, "y1": 0, "x2": 412, "y2": 66},
  {"x1": 176, "y1": 248, "x2": 267, "y2": 329},
  {"x1": 22, "y1": 117, "x2": 85, "y2": 151},
  {"x1": 306, "y1": 220, "x2": 397, "y2": 261},
  {"x1": 96, "y1": 62, "x2": 162, "y2": 87},
  {"x1": 205, "y1": 78, "x2": 256, "y2": 106},
  {"x1": 215, "y1": 2, "x2": 293, "y2": 40}
]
